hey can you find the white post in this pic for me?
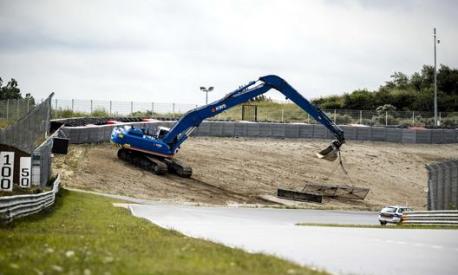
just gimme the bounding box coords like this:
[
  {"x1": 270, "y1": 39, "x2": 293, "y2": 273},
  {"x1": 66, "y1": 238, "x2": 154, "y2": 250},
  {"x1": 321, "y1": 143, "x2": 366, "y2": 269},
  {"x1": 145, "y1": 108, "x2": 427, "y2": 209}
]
[
  {"x1": 6, "y1": 99, "x2": 9, "y2": 120},
  {"x1": 433, "y1": 28, "x2": 438, "y2": 127},
  {"x1": 385, "y1": 111, "x2": 388, "y2": 126},
  {"x1": 130, "y1": 101, "x2": 133, "y2": 114},
  {"x1": 90, "y1": 99, "x2": 93, "y2": 114},
  {"x1": 71, "y1": 99, "x2": 74, "y2": 112},
  {"x1": 109, "y1": 100, "x2": 112, "y2": 115},
  {"x1": 412, "y1": 111, "x2": 415, "y2": 125}
]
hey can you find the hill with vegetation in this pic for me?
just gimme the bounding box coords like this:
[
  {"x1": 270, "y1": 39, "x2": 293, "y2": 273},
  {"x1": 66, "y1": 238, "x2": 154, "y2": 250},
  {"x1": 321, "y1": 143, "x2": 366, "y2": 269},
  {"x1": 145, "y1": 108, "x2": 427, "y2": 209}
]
[{"x1": 311, "y1": 64, "x2": 458, "y2": 112}]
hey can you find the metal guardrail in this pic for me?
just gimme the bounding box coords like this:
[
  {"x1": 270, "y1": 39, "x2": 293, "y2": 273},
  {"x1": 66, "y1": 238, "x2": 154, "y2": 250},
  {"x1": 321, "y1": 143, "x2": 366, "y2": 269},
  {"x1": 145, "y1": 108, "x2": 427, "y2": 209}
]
[
  {"x1": 0, "y1": 174, "x2": 60, "y2": 223},
  {"x1": 402, "y1": 210, "x2": 458, "y2": 225}
]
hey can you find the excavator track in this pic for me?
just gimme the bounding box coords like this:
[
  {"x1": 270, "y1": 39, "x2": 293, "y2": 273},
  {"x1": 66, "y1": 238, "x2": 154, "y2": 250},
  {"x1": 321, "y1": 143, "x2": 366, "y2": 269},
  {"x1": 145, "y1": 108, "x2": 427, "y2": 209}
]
[
  {"x1": 117, "y1": 148, "x2": 192, "y2": 177},
  {"x1": 117, "y1": 148, "x2": 168, "y2": 175},
  {"x1": 164, "y1": 158, "x2": 193, "y2": 178}
]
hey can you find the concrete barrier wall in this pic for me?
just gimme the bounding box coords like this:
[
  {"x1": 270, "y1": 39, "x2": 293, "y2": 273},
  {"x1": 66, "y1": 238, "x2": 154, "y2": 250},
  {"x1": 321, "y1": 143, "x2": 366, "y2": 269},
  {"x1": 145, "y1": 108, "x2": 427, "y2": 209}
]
[
  {"x1": 61, "y1": 121, "x2": 458, "y2": 145},
  {"x1": 427, "y1": 160, "x2": 458, "y2": 210}
]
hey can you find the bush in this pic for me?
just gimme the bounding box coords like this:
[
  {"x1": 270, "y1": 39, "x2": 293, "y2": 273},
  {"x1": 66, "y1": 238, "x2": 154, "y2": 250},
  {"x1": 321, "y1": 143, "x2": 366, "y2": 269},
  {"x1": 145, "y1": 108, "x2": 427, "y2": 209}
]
[
  {"x1": 52, "y1": 109, "x2": 87, "y2": 118},
  {"x1": 372, "y1": 114, "x2": 399, "y2": 126},
  {"x1": 335, "y1": 114, "x2": 353, "y2": 124},
  {"x1": 91, "y1": 107, "x2": 109, "y2": 117}
]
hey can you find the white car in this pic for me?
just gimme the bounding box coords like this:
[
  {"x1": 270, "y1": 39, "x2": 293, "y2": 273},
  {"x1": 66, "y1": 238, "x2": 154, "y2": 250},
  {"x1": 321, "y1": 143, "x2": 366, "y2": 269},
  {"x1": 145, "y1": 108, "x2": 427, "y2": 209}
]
[{"x1": 378, "y1": 206, "x2": 413, "y2": 225}]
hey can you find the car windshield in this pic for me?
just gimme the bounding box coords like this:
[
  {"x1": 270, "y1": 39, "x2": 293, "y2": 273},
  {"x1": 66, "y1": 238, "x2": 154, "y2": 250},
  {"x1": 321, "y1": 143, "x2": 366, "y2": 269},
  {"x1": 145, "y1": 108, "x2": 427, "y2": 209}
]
[{"x1": 382, "y1": 207, "x2": 396, "y2": 213}]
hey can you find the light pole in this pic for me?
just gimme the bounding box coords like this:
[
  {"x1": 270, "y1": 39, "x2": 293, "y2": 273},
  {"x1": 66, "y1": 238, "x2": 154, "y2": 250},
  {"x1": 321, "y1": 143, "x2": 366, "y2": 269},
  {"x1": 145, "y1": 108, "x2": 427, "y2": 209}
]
[
  {"x1": 433, "y1": 27, "x2": 440, "y2": 127},
  {"x1": 200, "y1": 86, "x2": 214, "y2": 105}
]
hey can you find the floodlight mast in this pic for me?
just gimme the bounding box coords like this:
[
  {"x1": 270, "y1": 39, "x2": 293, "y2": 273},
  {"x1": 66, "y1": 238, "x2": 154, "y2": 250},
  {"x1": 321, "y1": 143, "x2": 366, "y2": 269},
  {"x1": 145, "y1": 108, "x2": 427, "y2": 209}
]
[
  {"x1": 433, "y1": 27, "x2": 440, "y2": 127},
  {"x1": 200, "y1": 86, "x2": 214, "y2": 104}
]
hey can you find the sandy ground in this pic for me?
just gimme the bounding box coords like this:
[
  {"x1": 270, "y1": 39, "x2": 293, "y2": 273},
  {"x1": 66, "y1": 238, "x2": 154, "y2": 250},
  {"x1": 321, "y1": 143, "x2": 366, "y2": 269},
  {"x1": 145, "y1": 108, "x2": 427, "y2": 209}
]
[{"x1": 53, "y1": 137, "x2": 458, "y2": 210}]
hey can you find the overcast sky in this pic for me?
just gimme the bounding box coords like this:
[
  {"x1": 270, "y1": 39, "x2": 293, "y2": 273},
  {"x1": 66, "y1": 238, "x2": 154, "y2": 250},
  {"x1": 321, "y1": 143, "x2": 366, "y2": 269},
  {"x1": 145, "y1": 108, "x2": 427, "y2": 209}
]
[{"x1": 1, "y1": 0, "x2": 457, "y2": 104}]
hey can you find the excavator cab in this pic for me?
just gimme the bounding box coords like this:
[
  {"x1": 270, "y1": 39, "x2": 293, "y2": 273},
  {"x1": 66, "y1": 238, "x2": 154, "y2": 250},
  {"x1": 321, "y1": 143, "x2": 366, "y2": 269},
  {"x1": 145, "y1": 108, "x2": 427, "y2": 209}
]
[
  {"x1": 156, "y1": 126, "x2": 170, "y2": 139},
  {"x1": 316, "y1": 140, "x2": 342, "y2": 161}
]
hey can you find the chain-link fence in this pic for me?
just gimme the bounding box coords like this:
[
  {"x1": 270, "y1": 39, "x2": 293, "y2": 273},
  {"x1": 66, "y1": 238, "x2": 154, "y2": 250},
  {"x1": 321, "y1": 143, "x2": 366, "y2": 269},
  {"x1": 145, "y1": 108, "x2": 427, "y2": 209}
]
[
  {"x1": 0, "y1": 99, "x2": 35, "y2": 127},
  {"x1": 52, "y1": 99, "x2": 197, "y2": 118},
  {"x1": 52, "y1": 98, "x2": 458, "y2": 128},
  {"x1": 214, "y1": 105, "x2": 458, "y2": 128},
  {"x1": 0, "y1": 96, "x2": 51, "y2": 153},
  {"x1": 0, "y1": 94, "x2": 53, "y2": 190}
]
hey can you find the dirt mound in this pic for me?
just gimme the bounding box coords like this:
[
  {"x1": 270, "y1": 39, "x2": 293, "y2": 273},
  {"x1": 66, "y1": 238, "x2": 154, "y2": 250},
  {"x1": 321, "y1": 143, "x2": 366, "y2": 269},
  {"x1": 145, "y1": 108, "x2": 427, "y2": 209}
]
[{"x1": 53, "y1": 137, "x2": 458, "y2": 210}]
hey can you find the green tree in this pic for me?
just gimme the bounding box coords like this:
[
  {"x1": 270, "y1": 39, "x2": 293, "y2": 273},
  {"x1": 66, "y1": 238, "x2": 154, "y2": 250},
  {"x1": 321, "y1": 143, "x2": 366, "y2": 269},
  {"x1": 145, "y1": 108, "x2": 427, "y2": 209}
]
[
  {"x1": 343, "y1": 89, "x2": 375, "y2": 109},
  {"x1": 312, "y1": 64, "x2": 458, "y2": 111},
  {"x1": 0, "y1": 77, "x2": 22, "y2": 100},
  {"x1": 312, "y1": 95, "x2": 343, "y2": 109},
  {"x1": 0, "y1": 77, "x2": 35, "y2": 103}
]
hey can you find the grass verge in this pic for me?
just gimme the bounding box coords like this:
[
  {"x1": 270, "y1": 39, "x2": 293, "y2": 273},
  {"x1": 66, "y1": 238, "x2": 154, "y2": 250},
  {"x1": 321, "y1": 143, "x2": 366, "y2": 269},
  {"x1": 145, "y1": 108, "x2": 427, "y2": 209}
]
[
  {"x1": 296, "y1": 223, "x2": 458, "y2": 230},
  {"x1": 0, "y1": 189, "x2": 326, "y2": 275}
]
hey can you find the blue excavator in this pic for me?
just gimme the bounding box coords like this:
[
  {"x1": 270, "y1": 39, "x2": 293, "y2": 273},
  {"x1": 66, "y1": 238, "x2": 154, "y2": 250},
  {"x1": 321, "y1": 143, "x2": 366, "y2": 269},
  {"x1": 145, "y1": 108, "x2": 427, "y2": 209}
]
[{"x1": 111, "y1": 75, "x2": 345, "y2": 178}]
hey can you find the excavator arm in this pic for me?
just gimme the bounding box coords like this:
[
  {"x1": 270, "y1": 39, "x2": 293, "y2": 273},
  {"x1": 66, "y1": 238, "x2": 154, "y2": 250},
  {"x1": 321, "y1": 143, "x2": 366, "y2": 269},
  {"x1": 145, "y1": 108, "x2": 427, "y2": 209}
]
[{"x1": 162, "y1": 75, "x2": 345, "y2": 160}]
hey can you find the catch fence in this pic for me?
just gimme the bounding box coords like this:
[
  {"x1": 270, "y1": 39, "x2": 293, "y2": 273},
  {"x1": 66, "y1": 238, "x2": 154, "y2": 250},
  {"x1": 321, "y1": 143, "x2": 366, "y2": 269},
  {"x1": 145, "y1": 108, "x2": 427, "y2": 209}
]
[
  {"x1": 0, "y1": 94, "x2": 54, "y2": 190},
  {"x1": 427, "y1": 160, "x2": 458, "y2": 210},
  {"x1": 51, "y1": 98, "x2": 458, "y2": 128},
  {"x1": 0, "y1": 98, "x2": 36, "y2": 126},
  {"x1": 52, "y1": 99, "x2": 197, "y2": 118}
]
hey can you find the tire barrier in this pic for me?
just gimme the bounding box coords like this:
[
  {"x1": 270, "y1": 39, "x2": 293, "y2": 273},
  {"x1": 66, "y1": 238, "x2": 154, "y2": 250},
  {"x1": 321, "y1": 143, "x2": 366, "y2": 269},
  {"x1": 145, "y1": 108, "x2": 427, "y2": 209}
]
[
  {"x1": 401, "y1": 210, "x2": 458, "y2": 225},
  {"x1": 59, "y1": 120, "x2": 458, "y2": 144},
  {"x1": 0, "y1": 174, "x2": 60, "y2": 224},
  {"x1": 427, "y1": 160, "x2": 458, "y2": 210}
]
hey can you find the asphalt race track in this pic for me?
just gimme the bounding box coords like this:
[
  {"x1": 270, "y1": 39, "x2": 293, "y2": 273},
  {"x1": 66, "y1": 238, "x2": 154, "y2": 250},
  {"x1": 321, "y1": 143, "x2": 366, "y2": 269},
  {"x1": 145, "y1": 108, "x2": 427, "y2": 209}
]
[{"x1": 130, "y1": 204, "x2": 458, "y2": 275}]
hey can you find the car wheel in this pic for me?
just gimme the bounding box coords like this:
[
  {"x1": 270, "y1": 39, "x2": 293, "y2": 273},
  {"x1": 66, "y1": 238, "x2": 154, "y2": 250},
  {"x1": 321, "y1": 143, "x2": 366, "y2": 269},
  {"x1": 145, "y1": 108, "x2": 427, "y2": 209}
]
[{"x1": 380, "y1": 221, "x2": 387, "y2": 226}]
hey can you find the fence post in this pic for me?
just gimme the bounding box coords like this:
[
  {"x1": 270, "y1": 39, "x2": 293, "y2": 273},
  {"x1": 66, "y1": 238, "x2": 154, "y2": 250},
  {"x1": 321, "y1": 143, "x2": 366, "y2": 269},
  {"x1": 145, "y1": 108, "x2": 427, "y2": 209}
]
[
  {"x1": 412, "y1": 111, "x2": 415, "y2": 125},
  {"x1": 172, "y1": 103, "x2": 175, "y2": 113},
  {"x1": 131, "y1": 101, "x2": 133, "y2": 114},
  {"x1": 151, "y1": 102, "x2": 154, "y2": 114},
  {"x1": 307, "y1": 113, "x2": 310, "y2": 124},
  {"x1": 71, "y1": 99, "x2": 74, "y2": 112},
  {"x1": 281, "y1": 107, "x2": 284, "y2": 123},
  {"x1": 109, "y1": 100, "x2": 112, "y2": 115},
  {"x1": 90, "y1": 100, "x2": 93, "y2": 114},
  {"x1": 359, "y1": 110, "x2": 362, "y2": 124},
  {"x1": 385, "y1": 111, "x2": 388, "y2": 126}
]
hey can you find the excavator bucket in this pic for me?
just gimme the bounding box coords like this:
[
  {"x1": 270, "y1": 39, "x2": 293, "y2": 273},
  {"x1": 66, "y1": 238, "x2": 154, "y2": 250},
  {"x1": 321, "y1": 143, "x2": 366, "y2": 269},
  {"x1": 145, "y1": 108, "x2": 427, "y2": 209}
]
[{"x1": 316, "y1": 144, "x2": 339, "y2": 161}]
